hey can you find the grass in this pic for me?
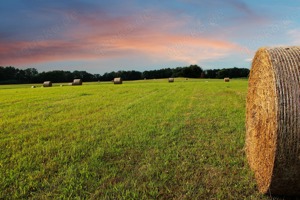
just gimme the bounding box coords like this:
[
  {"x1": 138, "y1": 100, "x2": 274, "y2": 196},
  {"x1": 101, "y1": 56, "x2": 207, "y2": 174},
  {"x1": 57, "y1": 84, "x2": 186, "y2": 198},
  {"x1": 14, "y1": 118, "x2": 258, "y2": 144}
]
[{"x1": 0, "y1": 79, "x2": 279, "y2": 199}]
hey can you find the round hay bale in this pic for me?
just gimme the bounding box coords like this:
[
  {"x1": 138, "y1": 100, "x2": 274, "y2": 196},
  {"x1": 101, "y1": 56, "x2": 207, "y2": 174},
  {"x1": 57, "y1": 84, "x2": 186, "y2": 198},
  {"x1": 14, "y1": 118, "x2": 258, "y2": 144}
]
[
  {"x1": 114, "y1": 77, "x2": 122, "y2": 84},
  {"x1": 168, "y1": 78, "x2": 174, "y2": 83},
  {"x1": 224, "y1": 77, "x2": 230, "y2": 82},
  {"x1": 72, "y1": 79, "x2": 82, "y2": 85},
  {"x1": 246, "y1": 46, "x2": 300, "y2": 195},
  {"x1": 31, "y1": 86, "x2": 36, "y2": 88},
  {"x1": 43, "y1": 81, "x2": 52, "y2": 87}
]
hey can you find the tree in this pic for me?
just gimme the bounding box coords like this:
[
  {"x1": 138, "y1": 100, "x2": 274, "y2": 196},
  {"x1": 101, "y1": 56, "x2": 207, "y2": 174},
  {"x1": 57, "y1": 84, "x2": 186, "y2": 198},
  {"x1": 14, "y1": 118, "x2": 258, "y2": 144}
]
[
  {"x1": 204, "y1": 69, "x2": 220, "y2": 78},
  {"x1": 182, "y1": 65, "x2": 203, "y2": 78},
  {"x1": 23, "y1": 68, "x2": 38, "y2": 82},
  {"x1": 73, "y1": 71, "x2": 94, "y2": 81},
  {"x1": 215, "y1": 67, "x2": 249, "y2": 79},
  {"x1": 2, "y1": 66, "x2": 19, "y2": 80}
]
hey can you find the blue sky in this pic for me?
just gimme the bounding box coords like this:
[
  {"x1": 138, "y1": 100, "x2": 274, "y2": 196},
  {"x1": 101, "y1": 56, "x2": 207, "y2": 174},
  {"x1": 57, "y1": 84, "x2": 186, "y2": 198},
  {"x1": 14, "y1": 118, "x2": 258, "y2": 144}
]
[{"x1": 0, "y1": 0, "x2": 299, "y2": 73}]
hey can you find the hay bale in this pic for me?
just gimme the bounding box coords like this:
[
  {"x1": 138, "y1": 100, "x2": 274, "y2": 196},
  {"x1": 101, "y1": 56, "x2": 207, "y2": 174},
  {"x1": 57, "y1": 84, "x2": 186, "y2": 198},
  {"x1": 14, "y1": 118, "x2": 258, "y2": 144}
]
[
  {"x1": 224, "y1": 77, "x2": 230, "y2": 82},
  {"x1": 246, "y1": 46, "x2": 300, "y2": 195},
  {"x1": 68, "y1": 83, "x2": 73, "y2": 86},
  {"x1": 31, "y1": 86, "x2": 36, "y2": 88},
  {"x1": 168, "y1": 78, "x2": 174, "y2": 83},
  {"x1": 43, "y1": 81, "x2": 52, "y2": 87},
  {"x1": 72, "y1": 79, "x2": 82, "y2": 86},
  {"x1": 114, "y1": 77, "x2": 122, "y2": 84}
]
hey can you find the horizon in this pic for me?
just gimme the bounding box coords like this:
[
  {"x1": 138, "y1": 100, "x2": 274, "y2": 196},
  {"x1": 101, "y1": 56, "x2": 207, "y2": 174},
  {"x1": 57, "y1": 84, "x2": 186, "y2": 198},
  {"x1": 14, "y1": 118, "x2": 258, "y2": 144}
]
[
  {"x1": 1, "y1": 0, "x2": 299, "y2": 74},
  {"x1": 1, "y1": 65, "x2": 248, "y2": 75}
]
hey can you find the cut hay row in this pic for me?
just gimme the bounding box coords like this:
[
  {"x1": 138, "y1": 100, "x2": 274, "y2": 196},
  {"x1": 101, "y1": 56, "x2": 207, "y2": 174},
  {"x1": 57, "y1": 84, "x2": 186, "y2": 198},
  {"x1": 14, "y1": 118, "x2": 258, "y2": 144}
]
[
  {"x1": 246, "y1": 46, "x2": 300, "y2": 195},
  {"x1": 39, "y1": 78, "x2": 228, "y2": 88},
  {"x1": 41, "y1": 79, "x2": 83, "y2": 87}
]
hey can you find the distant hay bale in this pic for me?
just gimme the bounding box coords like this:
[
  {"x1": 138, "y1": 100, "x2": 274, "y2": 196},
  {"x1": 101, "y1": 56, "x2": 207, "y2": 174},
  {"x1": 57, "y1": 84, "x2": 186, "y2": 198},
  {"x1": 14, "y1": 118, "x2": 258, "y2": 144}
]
[
  {"x1": 168, "y1": 78, "x2": 174, "y2": 83},
  {"x1": 224, "y1": 77, "x2": 230, "y2": 82},
  {"x1": 31, "y1": 86, "x2": 36, "y2": 88},
  {"x1": 72, "y1": 79, "x2": 82, "y2": 86},
  {"x1": 68, "y1": 83, "x2": 73, "y2": 86},
  {"x1": 43, "y1": 81, "x2": 52, "y2": 87},
  {"x1": 114, "y1": 77, "x2": 122, "y2": 84},
  {"x1": 246, "y1": 46, "x2": 300, "y2": 195}
]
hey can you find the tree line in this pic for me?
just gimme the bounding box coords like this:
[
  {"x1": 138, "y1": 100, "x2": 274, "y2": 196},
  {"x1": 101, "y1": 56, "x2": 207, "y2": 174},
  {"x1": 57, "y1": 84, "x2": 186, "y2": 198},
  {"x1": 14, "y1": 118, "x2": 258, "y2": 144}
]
[
  {"x1": 0, "y1": 65, "x2": 249, "y2": 84},
  {"x1": 204, "y1": 67, "x2": 250, "y2": 79}
]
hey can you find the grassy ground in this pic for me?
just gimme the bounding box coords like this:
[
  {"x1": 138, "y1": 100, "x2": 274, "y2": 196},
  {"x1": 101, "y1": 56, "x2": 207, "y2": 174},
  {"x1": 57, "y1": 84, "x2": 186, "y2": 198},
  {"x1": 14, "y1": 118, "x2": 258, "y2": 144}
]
[{"x1": 0, "y1": 79, "x2": 279, "y2": 199}]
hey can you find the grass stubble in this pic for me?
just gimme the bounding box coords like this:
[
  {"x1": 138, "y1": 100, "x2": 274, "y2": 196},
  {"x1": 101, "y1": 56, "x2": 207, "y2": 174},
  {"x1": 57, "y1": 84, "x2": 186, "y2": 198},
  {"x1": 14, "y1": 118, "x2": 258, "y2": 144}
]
[{"x1": 0, "y1": 79, "x2": 275, "y2": 199}]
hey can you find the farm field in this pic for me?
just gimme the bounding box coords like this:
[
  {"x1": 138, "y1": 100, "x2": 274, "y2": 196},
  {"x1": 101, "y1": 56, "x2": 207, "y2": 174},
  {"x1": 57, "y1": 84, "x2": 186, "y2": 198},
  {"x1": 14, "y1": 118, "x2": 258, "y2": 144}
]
[{"x1": 0, "y1": 79, "x2": 273, "y2": 199}]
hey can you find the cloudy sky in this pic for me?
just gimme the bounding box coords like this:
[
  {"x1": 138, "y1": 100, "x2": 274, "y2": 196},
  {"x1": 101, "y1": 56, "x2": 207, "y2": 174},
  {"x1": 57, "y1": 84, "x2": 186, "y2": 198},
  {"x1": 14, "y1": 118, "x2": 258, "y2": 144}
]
[{"x1": 0, "y1": 0, "x2": 299, "y2": 73}]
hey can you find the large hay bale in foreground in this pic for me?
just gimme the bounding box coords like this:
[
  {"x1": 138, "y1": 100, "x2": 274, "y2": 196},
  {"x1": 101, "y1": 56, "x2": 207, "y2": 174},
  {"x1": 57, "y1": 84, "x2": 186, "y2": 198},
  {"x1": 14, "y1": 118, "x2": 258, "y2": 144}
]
[
  {"x1": 224, "y1": 77, "x2": 230, "y2": 82},
  {"x1": 43, "y1": 81, "x2": 52, "y2": 87},
  {"x1": 114, "y1": 77, "x2": 122, "y2": 84},
  {"x1": 168, "y1": 78, "x2": 174, "y2": 83},
  {"x1": 72, "y1": 79, "x2": 82, "y2": 85},
  {"x1": 246, "y1": 46, "x2": 300, "y2": 195}
]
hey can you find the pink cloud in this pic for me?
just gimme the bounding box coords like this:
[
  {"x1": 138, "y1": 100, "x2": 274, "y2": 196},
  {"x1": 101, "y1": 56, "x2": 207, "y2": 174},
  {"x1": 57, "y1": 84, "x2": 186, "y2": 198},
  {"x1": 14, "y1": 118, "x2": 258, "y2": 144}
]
[{"x1": 0, "y1": 10, "x2": 242, "y2": 66}]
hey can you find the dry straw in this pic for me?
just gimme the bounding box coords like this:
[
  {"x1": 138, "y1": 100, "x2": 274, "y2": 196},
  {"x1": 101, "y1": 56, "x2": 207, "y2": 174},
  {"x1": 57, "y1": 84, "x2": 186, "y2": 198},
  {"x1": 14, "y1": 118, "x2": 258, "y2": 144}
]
[
  {"x1": 224, "y1": 77, "x2": 230, "y2": 82},
  {"x1": 72, "y1": 79, "x2": 82, "y2": 85},
  {"x1": 168, "y1": 78, "x2": 174, "y2": 82},
  {"x1": 43, "y1": 81, "x2": 52, "y2": 87},
  {"x1": 246, "y1": 47, "x2": 300, "y2": 195},
  {"x1": 114, "y1": 77, "x2": 122, "y2": 84}
]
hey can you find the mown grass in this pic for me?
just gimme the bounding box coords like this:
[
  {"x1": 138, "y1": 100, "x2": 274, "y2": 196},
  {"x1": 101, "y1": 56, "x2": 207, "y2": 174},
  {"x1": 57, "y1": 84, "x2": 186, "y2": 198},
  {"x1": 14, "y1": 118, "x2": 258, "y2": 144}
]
[{"x1": 0, "y1": 79, "x2": 276, "y2": 199}]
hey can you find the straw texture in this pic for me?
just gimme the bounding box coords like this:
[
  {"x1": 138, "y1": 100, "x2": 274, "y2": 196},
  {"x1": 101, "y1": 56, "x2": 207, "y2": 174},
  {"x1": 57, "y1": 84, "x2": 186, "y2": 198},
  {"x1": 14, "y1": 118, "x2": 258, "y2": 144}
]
[
  {"x1": 246, "y1": 47, "x2": 300, "y2": 195},
  {"x1": 224, "y1": 78, "x2": 230, "y2": 82},
  {"x1": 168, "y1": 78, "x2": 174, "y2": 82},
  {"x1": 72, "y1": 79, "x2": 82, "y2": 85},
  {"x1": 114, "y1": 77, "x2": 122, "y2": 84},
  {"x1": 43, "y1": 81, "x2": 52, "y2": 87}
]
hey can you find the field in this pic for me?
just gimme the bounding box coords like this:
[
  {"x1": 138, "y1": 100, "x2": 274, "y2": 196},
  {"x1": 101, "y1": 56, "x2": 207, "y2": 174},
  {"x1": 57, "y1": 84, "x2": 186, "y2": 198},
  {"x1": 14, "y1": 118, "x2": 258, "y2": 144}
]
[{"x1": 0, "y1": 79, "x2": 278, "y2": 199}]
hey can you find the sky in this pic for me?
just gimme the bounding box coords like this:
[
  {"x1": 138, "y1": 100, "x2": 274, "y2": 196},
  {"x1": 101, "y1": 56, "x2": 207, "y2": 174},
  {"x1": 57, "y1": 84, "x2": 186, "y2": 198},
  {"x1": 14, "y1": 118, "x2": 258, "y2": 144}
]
[{"x1": 0, "y1": 0, "x2": 300, "y2": 74}]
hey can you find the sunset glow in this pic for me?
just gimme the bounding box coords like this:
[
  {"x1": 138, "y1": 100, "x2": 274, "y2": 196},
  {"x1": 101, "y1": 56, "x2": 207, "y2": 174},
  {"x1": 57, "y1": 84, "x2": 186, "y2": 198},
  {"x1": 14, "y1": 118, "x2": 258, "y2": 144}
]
[{"x1": 0, "y1": 0, "x2": 299, "y2": 73}]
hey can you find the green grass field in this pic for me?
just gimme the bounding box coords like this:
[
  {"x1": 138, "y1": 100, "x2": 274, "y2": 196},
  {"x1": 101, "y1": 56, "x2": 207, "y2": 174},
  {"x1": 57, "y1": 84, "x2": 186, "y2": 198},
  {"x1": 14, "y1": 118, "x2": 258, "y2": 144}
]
[{"x1": 0, "y1": 79, "x2": 273, "y2": 199}]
